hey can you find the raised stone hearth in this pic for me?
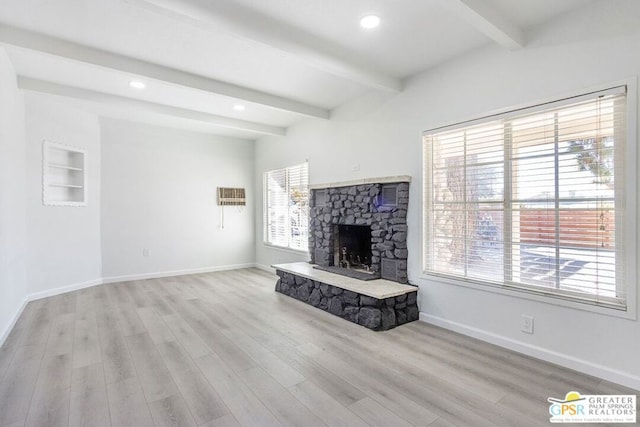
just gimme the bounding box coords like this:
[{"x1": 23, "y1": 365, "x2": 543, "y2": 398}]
[{"x1": 273, "y1": 262, "x2": 418, "y2": 331}]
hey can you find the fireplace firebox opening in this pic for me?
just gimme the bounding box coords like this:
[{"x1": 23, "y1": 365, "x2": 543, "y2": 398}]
[{"x1": 333, "y1": 225, "x2": 373, "y2": 273}]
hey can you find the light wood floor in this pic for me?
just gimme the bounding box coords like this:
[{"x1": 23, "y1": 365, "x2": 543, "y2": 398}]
[{"x1": 0, "y1": 268, "x2": 636, "y2": 427}]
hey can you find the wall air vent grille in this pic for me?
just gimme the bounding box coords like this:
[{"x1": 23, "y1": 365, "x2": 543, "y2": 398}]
[
  {"x1": 380, "y1": 184, "x2": 398, "y2": 207},
  {"x1": 314, "y1": 189, "x2": 327, "y2": 207}
]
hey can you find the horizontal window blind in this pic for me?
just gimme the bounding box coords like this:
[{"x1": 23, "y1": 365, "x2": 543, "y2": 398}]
[
  {"x1": 423, "y1": 87, "x2": 627, "y2": 309},
  {"x1": 264, "y1": 162, "x2": 309, "y2": 251}
]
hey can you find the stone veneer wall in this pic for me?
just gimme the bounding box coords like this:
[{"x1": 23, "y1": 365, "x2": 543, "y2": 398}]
[
  {"x1": 275, "y1": 270, "x2": 419, "y2": 330},
  {"x1": 309, "y1": 182, "x2": 410, "y2": 283}
]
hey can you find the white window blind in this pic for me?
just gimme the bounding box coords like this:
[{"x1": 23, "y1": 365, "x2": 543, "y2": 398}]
[
  {"x1": 423, "y1": 87, "x2": 627, "y2": 309},
  {"x1": 264, "y1": 162, "x2": 309, "y2": 251}
]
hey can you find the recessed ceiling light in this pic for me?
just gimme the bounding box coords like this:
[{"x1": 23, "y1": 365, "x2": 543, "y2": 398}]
[
  {"x1": 129, "y1": 80, "x2": 146, "y2": 89},
  {"x1": 360, "y1": 15, "x2": 380, "y2": 29},
  {"x1": 233, "y1": 104, "x2": 246, "y2": 111}
]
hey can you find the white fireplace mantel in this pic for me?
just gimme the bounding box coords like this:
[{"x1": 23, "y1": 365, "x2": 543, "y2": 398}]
[{"x1": 308, "y1": 175, "x2": 411, "y2": 190}]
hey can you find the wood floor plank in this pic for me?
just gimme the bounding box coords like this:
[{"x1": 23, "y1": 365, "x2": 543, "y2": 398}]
[
  {"x1": 157, "y1": 341, "x2": 230, "y2": 424},
  {"x1": 0, "y1": 359, "x2": 41, "y2": 425},
  {"x1": 199, "y1": 414, "x2": 241, "y2": 427},
  {"x1": 105, "y1": 283, "x2": 131, "y2": 306},
  {"x1": 267, "y1": 342, "x2": 367, "y2": 407},
  {"x1": 96, "y1": 307, "x2": 137, "y2": 385},
  {"x1": 137, "y1": 279, "x2": 158, "y2": 294},
  {"x1": 73, "y1": 317, "x2": 102, "y2": 369},
  {"x1": 194, "y1": 353, "x2": 247, "y2": 403},
  {"x1": 91, "y1": 285, "x2": 112, "y2": 309},
  {"x1": 296, "y1": 342, "x2": 438, "y2": 426},
  {"x1": 106, "y1": 377, "x2": 154, "y2": 427},
  {"x1": 48, "y1": 292, "x2": 77, "y2": 318},
  {"x1": 19, "y1": 300, "x2": 52, "y2": 347},
  {"x1": 349, "y1": 397, "x2": 414, "y2": 427},
  {"x1": 74, "y1": 288, "x2": 95, "y2": 322},
  {"x1": 0, "y1": 318, "x2": 23, "y2": 349},
  {"x1": 288, "y1": 379, "x2": 369, "y2": 427},
  {"x1": 113, "y1": 303, "x2": 146, "y2": 337},
  {"x1": 95, "y1": 304, "x2": 120, "y2": 331},
  {"x1": 136, "y1": 307, "x2": 176, "y2": 345},
  {"x1": 125, "y1": 332, "x2": 178, "y2": 402},
  {"x1": 220, "y1": 327, "x2": 305, "y2": 388},
  {"x1": 360, "y1": 331, "x2": 508, "y2": 404},
  {"x1": 156, "y1": 340, "x2": 199, "y2": 374},
  {"x1": 148, "y1": 394, "x2": 197, "y2": 427},
  {"x1": 69, "y1": 362, "x2": 110, "y2": 427},
  {"x1": 45, "y1": 313, "x2": 76, "y2": 357},
  {"x1": 25, "y1": 354, "x2": 72, "y2": 427},
  {"x1": 2, "y1": 317, "x2": 26, "y2": 350},
  {"x1": 9, "y1": 342, "x2": 46, "y2": 368},
  {"x1": 205, "y1": 303, "x2": 298, "y2": 351},
  {"x1": 427, "y1": 418, "x2": 458, "y2": 427},
  {"x1": 188, "y1": 298, "x2": 231, "y2": 330},
  {"x1": 496, "y1": 393, "x2": 552, "y2": 426},
  {"x1": 121, "y1": 282, "x2": 152, "y2": 309},
  {"x1": 172, "y1": 366, "x2": 230, "y2": 425},
  {"x1": 195, "y1": 354, "x2": 283, "y2": 427},
  {"x1": 0, "y1": 344, "x2": 16, "y2": 383},
  {"x1": 166, "y1": 302, "x2": 256, "y2": 375},
  {"x1": 147, "y1": 292, "x2": 175, "y2": 316},
  {"x1": 236, "y1": 366, "x2": 325, "y2": 427},
  {"x1": 161, "y1": 313, "x2": 210, "y2": 358},
  {"x1": 164, "y1": 279, "x2": 199, "y2": 301}
]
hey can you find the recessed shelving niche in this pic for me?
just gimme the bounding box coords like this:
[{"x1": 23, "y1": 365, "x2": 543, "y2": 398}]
[{"x1": 43, "y1": 140, "x2": 87, "y2": 207}]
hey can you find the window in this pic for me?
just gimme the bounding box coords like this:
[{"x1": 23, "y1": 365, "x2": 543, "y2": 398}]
[
  {"x1": 264, "y1": 162, "x2": 309, "y2": 251},
  {"x1": 423, "y1": 87, "x2": 628, "y2": 310}
]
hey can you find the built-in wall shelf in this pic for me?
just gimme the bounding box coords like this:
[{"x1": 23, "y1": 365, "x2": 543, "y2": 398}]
[
  {"x1": 49, "y1": 183, "x2": 84, "y2": 189},
  {"x1": 48, "y1": 163, "x2": 84, "y2": 171},
  {"x1": 43, "y1": 141, "x2": 87, "y2": 207}
]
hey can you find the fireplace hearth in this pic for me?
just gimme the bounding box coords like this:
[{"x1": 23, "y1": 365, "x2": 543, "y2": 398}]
[{"x1": 309, "y1": 177, "x2": 410, "y2": 284}]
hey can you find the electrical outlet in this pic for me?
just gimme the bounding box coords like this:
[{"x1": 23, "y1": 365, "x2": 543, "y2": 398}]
[
  {"x1": 142, "y1": 248, "x2": 149, "y2": 257},
  {"x1": 521, "y1": 315, "x2": 534, "y2": 334}
]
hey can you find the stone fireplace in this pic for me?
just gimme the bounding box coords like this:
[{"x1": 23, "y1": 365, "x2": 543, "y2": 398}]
[
  {"x1": 273, "y1": 176, "x2": 417, "y2": 330},
  {"x1": 309, "y1": 177, "x2": 410, "y2": 284}
]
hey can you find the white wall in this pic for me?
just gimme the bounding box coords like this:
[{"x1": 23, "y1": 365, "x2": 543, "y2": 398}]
[
  {"x1": 24, "y1": 94, "x2": 103, "y2": 296},
  {"x1": 100, "y1": 119, "x2": 255, "y2": 280},
  {"x1": 0, "y1": 48, "x2": 28, "y2": 343},
  {"x1": 1, "y1": 90, "x2": 256, "y2": 341},
  {"x1": 255, "y1": 0, "x2": 640, "y2": 389}
]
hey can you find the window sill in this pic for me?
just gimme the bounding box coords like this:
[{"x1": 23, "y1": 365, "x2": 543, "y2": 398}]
[
  {"x1": 419, "y1": 272, "x2": 636, "y2": 321},
  {"x1": 262, "y1": 243, "x2": 310, "y2": 257}
]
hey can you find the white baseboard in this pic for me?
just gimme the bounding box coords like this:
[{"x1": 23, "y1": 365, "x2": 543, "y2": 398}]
[
  {"x1": 419, "y1": 312, "x2": 640, "y2": 391},
  {"x1": 27, "y1": 278, "x2": 103, "y2": 301},
  {"x1": 101, "y1": 263, "x2": 257, "y2": 284},
  {"x1": 254, "y1": 263, "x2": 276, "y2": 274}
]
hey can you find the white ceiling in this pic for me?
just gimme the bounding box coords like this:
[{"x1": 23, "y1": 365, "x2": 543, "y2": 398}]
[{"x1": 0, "y1": 0, "x2": 596, "y2": 140}]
